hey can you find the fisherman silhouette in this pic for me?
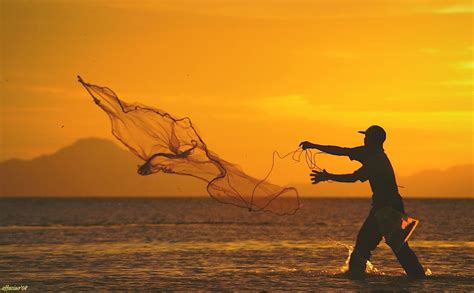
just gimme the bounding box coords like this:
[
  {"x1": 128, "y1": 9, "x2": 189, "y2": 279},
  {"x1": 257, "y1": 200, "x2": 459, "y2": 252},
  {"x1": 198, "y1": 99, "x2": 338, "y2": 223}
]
[{"x1": 300, "y1": 125, "x2": 426, "y2": 279}]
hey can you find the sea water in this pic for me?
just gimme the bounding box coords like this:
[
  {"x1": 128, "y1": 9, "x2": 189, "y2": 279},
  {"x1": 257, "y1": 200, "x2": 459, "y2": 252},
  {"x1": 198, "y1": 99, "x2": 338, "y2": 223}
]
[{"x1": 0, "y1": 198, "x2": 472, "y2": 291}]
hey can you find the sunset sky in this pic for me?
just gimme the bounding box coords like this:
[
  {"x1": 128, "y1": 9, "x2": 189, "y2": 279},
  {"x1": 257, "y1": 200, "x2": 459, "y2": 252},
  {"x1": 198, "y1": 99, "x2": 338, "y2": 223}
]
[{"x1": 1, "y1": 0, "x2": 472, "y2": 185}]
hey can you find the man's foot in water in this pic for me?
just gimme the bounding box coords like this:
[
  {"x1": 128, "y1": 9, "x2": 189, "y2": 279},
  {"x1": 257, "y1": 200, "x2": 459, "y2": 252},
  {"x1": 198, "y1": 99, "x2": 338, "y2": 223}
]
[
  {"x1": 406, "y1": 271, "x2": 426, "y2": 280},
  {"x1": 343, "y1": 270, "x2": 367, "y2": 280}
]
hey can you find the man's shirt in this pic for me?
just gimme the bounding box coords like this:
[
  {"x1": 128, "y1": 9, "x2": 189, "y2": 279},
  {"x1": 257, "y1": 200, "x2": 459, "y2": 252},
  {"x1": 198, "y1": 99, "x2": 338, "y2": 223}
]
[{"x1": 346, "y1": 146, "x2": 400, "y2": 208}]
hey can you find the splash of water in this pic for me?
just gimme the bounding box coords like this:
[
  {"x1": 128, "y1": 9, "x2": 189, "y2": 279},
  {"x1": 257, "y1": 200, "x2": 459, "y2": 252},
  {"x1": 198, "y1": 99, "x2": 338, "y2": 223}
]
[
  {"x1": 337, "y1": 240, "x2": 432, "y2": 277},
  {"x1": 365, "y1": 255, "x2": 382, "y2": 274},
  {"x1": 340, "y1": 245, "x2": 352, "y2": 273},
  {"x1": 333, "y1": 240, "x2": 383, "y2": 275}
]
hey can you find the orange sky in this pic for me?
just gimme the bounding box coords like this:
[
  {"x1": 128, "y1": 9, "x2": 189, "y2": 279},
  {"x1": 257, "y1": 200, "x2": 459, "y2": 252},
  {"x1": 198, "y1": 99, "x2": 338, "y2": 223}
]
[{"x1": 0, "y1": 0, "x2": 472, "y2": 185}]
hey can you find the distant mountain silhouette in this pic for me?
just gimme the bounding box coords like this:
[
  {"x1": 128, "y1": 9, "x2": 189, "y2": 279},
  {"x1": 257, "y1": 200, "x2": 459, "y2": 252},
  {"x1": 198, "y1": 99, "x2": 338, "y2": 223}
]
[
  {"x1": 0, "y1": 138, "x2": 472, "y2": 197},
  {"x1": 399, "y1": 164, "x2": 473, "y2": 197},
  {"x1": 0, "y1": 138, "x2": 207, "y2": 197}
]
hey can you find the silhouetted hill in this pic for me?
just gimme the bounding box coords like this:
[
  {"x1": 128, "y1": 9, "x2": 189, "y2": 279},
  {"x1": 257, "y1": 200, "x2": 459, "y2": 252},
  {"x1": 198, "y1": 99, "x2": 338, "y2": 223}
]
[
  {"x1": 400, "y1": 164, "x2": 473, "y2": 197},
  {"x1": 0, "y1": 138, "x2": 207, "y2": 197},
  {"x1": 0, "y1": 138, "x2": 472, "y2": 197}
]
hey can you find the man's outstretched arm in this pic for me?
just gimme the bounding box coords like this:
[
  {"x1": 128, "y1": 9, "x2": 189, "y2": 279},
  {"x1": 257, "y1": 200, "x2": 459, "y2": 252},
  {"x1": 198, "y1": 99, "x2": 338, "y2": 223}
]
[
  {"x1": 299, "y1": 141, "x2": 350, "y2": 156},
  {"x1": 310, "y1": 169, "x2": 362, "y2": 184}
]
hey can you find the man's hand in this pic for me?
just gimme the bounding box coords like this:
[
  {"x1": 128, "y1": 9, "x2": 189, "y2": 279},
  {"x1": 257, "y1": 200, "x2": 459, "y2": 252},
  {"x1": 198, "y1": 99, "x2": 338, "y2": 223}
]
[
  {"x1": 310, "y1": 169, "x2": 330, "y2": 184},
  {"x1": 299, "y1": 141, "x2": 315, "y2": 150},
  {"x1": 138, "y1": 161, "x2": 153, "y2": 176}
]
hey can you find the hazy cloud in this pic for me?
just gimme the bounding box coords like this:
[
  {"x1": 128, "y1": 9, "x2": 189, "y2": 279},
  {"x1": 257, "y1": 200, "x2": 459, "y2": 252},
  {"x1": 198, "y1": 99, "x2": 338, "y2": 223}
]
[{"x1": 424, "y1": 4, "x2": 473, "y2": 14}]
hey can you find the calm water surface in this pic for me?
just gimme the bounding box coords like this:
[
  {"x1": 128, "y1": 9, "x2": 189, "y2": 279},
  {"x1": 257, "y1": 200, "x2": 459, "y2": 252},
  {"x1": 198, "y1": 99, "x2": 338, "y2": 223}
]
[{"x1": 0, "y1": 198, "x2": 473, "y2": 291}]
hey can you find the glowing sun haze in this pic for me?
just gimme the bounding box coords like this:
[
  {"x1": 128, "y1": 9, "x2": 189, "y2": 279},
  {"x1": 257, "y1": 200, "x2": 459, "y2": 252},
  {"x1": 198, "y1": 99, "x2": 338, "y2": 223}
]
[{"x1": 0, "y1": 0, "x2": 472, "y2": 186}]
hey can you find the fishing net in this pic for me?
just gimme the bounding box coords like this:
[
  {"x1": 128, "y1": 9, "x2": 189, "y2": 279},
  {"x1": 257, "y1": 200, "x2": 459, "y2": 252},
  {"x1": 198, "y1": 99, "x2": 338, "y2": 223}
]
[{"x1": 78, "y1": 76, "x2": 310, "y2": 215}]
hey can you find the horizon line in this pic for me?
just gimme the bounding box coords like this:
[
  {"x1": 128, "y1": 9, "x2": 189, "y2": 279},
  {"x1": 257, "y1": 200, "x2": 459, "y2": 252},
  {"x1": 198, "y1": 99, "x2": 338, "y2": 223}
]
[{"x1": 1, "y1": 196, "x2": 473, "y2": 200}]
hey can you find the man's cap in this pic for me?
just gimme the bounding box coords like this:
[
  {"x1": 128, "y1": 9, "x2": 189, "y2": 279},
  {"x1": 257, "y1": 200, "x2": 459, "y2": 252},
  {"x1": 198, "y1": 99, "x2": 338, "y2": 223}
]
[{"x1": 358, "y1": 125, "x2": 386, "y2": 144}]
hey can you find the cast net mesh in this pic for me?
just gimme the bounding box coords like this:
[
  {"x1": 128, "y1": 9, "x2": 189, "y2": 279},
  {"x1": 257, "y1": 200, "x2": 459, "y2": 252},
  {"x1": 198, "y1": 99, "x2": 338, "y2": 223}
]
[{"x1": 78, "y1": 76, "x2": 303, "y2": 215}]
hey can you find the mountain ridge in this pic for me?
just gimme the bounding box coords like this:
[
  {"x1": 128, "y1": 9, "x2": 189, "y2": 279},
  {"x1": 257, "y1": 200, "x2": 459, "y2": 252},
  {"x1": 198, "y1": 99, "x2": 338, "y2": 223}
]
[
  {"x1": 0, "y1": 137, "x2": 207, "y2": 197},
  {"x1": 0, "y1": 137, "x2": 472, "y2": 197}
]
